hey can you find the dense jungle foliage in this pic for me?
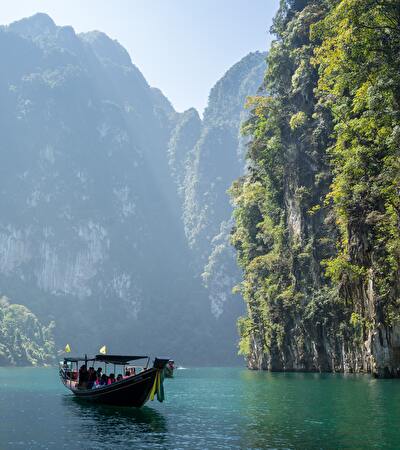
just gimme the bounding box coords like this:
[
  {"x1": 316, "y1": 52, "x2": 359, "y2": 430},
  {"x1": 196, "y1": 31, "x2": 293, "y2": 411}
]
[
  {"x1": 231, "y1": 0, "x2": 400, "y2": 376},
  {"x1": 0, "y1": 296, "x2": 55, "y2": 365}
]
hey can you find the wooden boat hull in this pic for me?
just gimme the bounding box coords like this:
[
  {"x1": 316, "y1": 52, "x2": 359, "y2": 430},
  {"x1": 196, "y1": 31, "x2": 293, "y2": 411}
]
[{"x1": 61, "y1": 368, "x2": 158, "y2": 407}]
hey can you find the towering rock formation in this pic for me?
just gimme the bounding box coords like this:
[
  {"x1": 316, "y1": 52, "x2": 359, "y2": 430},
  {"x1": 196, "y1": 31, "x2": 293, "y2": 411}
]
[
  {"x1": 0, "y1": 13, "x2": 265, "y2": 364},
  {"x1": 231, "y1": 0, "x2": 400, "y2": 377}
]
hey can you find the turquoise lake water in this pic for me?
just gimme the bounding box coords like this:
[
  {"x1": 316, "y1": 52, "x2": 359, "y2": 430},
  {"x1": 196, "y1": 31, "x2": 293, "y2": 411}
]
[{"x1": 0, "y1": 367, "x2": 399, "y2": 449}]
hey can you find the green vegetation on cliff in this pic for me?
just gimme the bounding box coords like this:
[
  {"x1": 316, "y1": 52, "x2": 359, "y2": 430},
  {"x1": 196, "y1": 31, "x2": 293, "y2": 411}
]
[
  {"x1": 231, "y1": 0, "x2": 400, "y2": 376},
  {"x1": 314, "y1": 0, "x2": 400, "y2": 329},
  {"x1": 0, "y1": 296, "x2": 55, "y2": 365}
]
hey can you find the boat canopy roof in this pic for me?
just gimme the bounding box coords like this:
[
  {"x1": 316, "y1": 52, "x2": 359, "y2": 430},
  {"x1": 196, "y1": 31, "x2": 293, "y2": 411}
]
[
  {"x1": 95, "y1": 354, "x2": 148, "y2": 364},
  {"x1": 63, "y1": 355, "x2": 148, "y2": 364},
  {"x1": 63, "y1": 356, "x2": 96, "y2": 363}
]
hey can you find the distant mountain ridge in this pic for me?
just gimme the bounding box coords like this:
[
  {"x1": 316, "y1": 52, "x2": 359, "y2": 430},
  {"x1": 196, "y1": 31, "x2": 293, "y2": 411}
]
[{"x1": 0, "y1": 13, "x2": 266, "y2": 365}]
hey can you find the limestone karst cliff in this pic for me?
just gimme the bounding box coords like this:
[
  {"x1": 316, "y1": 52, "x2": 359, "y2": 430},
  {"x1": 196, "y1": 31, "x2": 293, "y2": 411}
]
[{"x1": 231, "y1": 0, "x2": 400, "y2": 377}]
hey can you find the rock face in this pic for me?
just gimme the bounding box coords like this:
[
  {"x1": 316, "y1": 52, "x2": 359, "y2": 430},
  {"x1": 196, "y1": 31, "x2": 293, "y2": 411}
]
[
  {"x1": 0, "y1": 14, "x2": 265, "y2": 364},
  {"x1": 168, "y1": 52, "x2": 266, "y2": 318},
  {"x1": 230, "y1": 0, "x2": 400, "y2": 377}
]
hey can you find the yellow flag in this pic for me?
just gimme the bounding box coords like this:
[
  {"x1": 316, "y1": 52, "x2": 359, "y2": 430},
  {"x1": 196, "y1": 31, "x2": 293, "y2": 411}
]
[
  {"x1": 99, "y1": 345, "x2": 107, "y2": 355},
  {"x1": 65, "y1": 344, "x2": 71, "y2": 353}
]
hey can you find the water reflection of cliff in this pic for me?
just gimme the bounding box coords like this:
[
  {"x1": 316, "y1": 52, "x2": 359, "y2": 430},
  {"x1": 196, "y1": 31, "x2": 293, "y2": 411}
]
[
  {"x1": 62, "y1": 396, "x2": 167, "y2": 447},
  {"x1": 237, "y1": 371, "x2": 399, "y2": 449}
]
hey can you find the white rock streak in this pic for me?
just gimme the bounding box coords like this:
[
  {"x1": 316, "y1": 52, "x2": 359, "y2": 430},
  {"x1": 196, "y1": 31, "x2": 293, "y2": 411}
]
[
  {"x1": 0, "y1": 226, "x2": 31, "y2": 274},
  {"x1": 36, "y1": 222, "x2": 109, "y2": 298}
]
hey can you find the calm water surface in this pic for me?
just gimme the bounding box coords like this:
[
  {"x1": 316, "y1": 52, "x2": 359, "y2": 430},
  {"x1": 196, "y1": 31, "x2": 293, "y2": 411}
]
[{"x1": 0, "y1": 367, "x2": 399, "y2": 449}]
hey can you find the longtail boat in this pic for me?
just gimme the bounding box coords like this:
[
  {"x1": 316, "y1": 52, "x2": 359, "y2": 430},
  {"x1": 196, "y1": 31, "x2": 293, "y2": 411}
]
[{"x1": 59, "y1": 354, "x2": 169, "y2": 407}]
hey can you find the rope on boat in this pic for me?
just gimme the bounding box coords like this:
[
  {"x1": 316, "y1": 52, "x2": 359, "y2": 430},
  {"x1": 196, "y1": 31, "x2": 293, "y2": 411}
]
[{"x1": 150, "y1": 369, "x2": 165, "y2": 402}]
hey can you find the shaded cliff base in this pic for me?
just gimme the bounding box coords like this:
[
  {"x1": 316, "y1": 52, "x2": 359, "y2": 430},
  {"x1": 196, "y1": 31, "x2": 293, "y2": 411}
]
[{"x1": 246, "y1": 324, "x2": 400, "y2": 379}]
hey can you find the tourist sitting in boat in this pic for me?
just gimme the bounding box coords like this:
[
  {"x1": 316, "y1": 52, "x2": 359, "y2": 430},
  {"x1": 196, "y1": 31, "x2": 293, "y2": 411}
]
[
  {"x1": 125, "y1": 367, "x2": 136, "y2": 376},
  {"x1": 116, "y1": 374, "x2": 123, "y2": 382},
  {"x1": 87, "y1": 367, "x2": 97, "y2": 389},
  {"x1": 108, "y1": 373, "x2": 116, "y2": 384},
  {"x1": 96, "y1": 367, "x2": 102, "y2": 380},
  {"x1": 78, "y1": 365, "x2": 89, "y2": 388},
  {"x1": 100, "y1": 374, "x2": 108, "y2": 386}
]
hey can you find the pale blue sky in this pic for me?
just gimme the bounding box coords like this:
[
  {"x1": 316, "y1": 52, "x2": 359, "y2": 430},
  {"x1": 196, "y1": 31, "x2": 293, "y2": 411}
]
[{"x1": 0, "y1": 1, "x2": 280, "y2": 114}]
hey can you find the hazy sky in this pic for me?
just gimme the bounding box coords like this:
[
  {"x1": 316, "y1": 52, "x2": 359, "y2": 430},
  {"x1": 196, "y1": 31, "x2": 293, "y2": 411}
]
[{"x1": 0, "y1": 0, "x2": 280, "y2": 114}]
